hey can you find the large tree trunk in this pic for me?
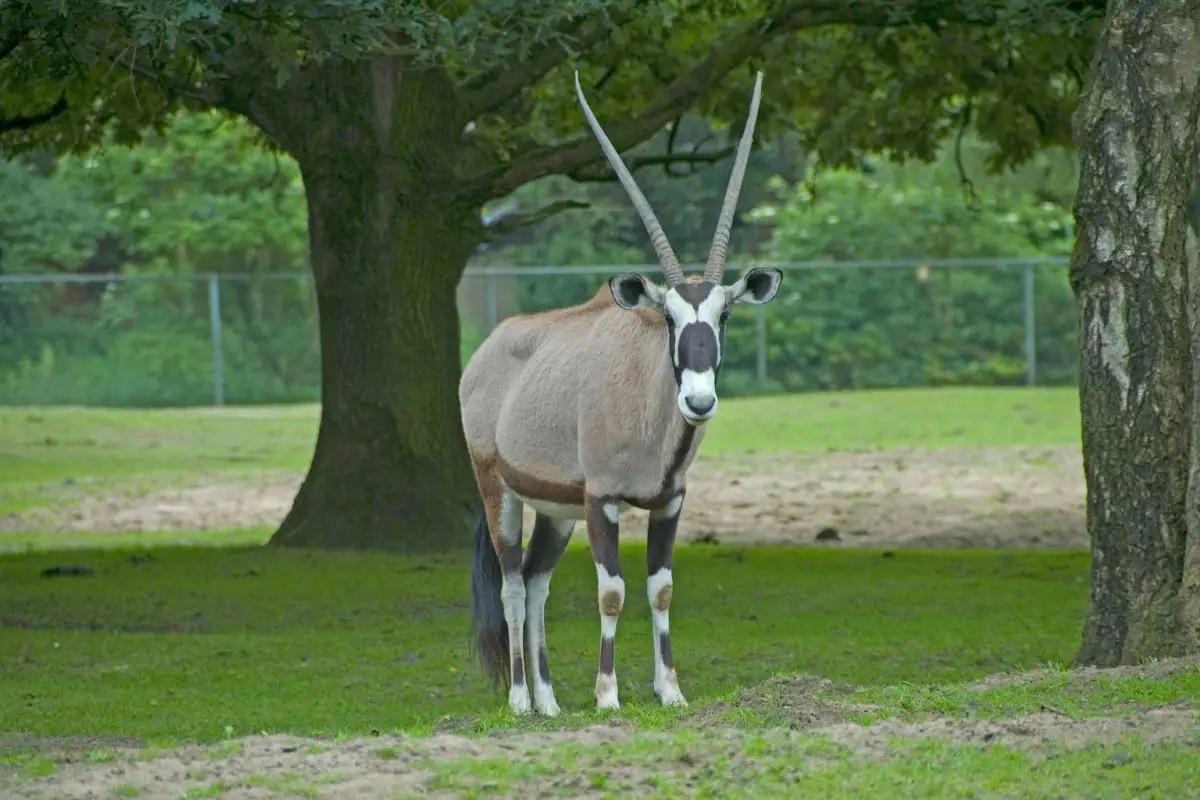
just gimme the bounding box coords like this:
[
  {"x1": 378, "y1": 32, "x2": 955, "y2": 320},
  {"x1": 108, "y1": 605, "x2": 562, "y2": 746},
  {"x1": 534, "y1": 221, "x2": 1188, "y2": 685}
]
[
  {"x1": 1071, "y1": 0, "x2": 1200, "y2": 665},
  {"x1": 253, "y1": 59, "x2": 481, "y2": 552}
]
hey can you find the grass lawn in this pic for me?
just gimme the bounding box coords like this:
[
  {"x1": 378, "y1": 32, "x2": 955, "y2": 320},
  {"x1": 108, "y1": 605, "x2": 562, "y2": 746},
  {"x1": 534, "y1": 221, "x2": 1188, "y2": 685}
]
[
  {"x1": 1, "y1": 541, "x2": 1197, "y2": 798},
  {"x1": 0, "y1": 543, "x2": 1090, "y2": 743},
  {"x1": 0, "y1": 386, "x2": 1080, "y2": 492},
  {"x1": 6, "y1": 388, "x2": 1182, "y2": 799}
]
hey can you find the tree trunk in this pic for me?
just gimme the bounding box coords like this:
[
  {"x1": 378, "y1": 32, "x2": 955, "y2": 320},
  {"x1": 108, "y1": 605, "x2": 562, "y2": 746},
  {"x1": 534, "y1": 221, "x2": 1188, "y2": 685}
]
[
  {"x1": 1071, "y1": 0, "x2": 1200, "y2": 665},
  {"x1": 255, "y1": 59, "x2": 481, "y2": 552}
]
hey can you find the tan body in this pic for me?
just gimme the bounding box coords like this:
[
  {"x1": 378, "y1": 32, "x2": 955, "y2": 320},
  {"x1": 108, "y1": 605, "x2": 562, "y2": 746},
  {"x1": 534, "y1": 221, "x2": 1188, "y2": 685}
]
[{"x1": 460, "y1": 285, "x2": 705, "y2": 517}]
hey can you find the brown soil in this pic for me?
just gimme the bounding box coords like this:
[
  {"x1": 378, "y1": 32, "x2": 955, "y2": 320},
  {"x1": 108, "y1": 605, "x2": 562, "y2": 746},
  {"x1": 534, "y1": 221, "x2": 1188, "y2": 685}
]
[
  {"x1": 6, "y1": 659, "x2": 1196, "y2": 799},
  {"x1": 1, "y1": 445, "x2": 1085, "y2": 549}
]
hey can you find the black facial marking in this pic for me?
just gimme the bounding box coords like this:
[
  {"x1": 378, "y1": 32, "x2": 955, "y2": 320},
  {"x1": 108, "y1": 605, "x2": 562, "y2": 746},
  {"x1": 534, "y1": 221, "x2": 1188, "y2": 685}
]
[
  {"x1": 674, "y1": 282, "x2": 715, "y2": 306},
  {"x1": 716, "y1": 314, "x2": 728, "y2": 377},
  {"x1": 666, "y1": 318, "x2": 682, "y2": 386},
  {"x1": 665, "y1": 281, "x2": 722, "y2": 385},
  {"x1": 677, "y1": 323, "x2": 719, "y2": 373}
]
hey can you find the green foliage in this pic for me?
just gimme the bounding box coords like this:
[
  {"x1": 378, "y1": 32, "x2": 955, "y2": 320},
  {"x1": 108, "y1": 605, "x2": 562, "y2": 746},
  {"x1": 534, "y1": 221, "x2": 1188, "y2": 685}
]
[
  {"x1": 54, "y1": 112, "x2": 308, "y2": 276},
  {"x1": 475, "y1": 135, "x2": 1080, "y2": 396},
  {"x1": 726, "y1": 152, "x2": 1079, "y2": 391},
  {"x1": 0, "y1": 276, "x2": 320, "y2": 407},
  {"x1": 0, "y1": 112, "x2": 317, "y2": 406},
  {"x1": 0, "y1": 157, "x2": 111, "y2": 275},
  {"x1": 1, "y1": 1, "x2": 1099, "y2": 181},
  {"x1": 1, "y1": 2, "x2": 1098, "y2": 408}
]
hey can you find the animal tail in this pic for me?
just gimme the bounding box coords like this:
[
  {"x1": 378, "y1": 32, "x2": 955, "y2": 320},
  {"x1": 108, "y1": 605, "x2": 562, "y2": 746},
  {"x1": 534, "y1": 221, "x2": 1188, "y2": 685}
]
[{"x1": 469, "y1": 506, "x2": 510, "y2": 689}]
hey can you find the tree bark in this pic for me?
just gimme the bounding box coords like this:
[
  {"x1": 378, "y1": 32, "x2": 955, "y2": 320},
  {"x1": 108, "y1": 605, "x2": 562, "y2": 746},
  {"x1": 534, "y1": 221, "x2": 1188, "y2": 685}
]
[
  {"x1": 1071, "y1": 0, "x2": 1200, "y2": 664},
  {"x1": 254, "y1": 59, "x2": 481, "y2": 552}
]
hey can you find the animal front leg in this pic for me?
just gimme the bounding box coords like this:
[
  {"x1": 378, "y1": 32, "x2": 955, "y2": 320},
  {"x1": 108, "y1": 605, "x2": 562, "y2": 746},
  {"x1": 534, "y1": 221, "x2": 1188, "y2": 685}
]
[
  {"x1": 647, "y1": 492, "x2": 687, "y2": 707},
  {"x1": 522, "y1": 514, "x2": 574, "y2": 716},
  {"x1": 495, "y1": 488, "x2": 530, "y2": 715},
  {"x1": 586, "y1": 494, "x2": 624, "y2": 710}
]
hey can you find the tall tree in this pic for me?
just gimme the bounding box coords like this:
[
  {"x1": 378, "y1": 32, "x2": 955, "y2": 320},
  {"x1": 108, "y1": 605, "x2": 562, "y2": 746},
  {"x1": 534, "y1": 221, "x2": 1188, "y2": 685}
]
[
  {"x1": 1071, "y1": 0, "x2": 1200, "y2": 664},
  {"x1": 1, "y1": 1, "x2": 1101, "y2": 552}
]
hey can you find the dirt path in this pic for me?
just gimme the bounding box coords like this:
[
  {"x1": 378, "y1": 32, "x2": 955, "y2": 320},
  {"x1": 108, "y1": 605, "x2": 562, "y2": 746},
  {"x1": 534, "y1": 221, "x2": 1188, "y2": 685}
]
[
  {"x1": 5, "y1": 658, "x2": 1196, "y2": 799},
  {"x1": 1, "y1": 445, "x2": 1085, "y2": 549}
]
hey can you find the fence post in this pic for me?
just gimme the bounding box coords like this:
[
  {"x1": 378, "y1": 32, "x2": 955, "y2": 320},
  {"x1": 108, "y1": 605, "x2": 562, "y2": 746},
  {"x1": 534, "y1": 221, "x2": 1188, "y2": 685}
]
[
  {"x1": 207, "y1": 273, "x2": 225, "y2": 406},
  {"x1": 755, "y1": 302, "x2": 768, "y2": 392},
  {"x1": 1023, "y1": 263, "x2": 1037, "y2": 387},
  {"x1": 485, "y1": 266, "x2": 500, "y2": 333}
]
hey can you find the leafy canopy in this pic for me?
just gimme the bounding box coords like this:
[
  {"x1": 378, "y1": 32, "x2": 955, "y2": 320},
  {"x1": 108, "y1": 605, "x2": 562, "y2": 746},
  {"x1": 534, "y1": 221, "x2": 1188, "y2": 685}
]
[{"x1": 1, "y1": 0, "x2": 1101, "y2": 208}]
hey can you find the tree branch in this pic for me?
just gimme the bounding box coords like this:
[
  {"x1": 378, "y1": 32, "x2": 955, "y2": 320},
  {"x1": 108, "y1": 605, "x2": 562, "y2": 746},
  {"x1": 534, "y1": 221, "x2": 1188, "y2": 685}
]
[
  {"x1": 0, "y1": 28, "x2": 26, "y2": 62},
  {"x1": 115, "y1": 53, "x2": 221, "y2": 108},
  {"x1": 481, "y1": 199, "x2": 590, "y2": 241},
  {"x1": 568, "y1": 144, "x2": 738, "y2": 183},
  {"x1": 0, "y1": 95, "x2": 67, "y2": 134},
  {"x1": 953, "y1": 98, "x2": 979, "y2": 208},
  {"x1": 467, "y1": 0, "x2": 1019, "y2": 201},
  {"x1": 464, "y1": 10, "x2": 632, "y2": 118}
]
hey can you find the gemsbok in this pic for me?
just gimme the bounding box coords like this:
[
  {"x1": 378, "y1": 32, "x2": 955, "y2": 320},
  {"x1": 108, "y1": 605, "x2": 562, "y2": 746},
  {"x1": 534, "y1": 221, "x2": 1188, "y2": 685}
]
[{"x1": 462, "y1": 70, "x2": 782, "y2": 716}]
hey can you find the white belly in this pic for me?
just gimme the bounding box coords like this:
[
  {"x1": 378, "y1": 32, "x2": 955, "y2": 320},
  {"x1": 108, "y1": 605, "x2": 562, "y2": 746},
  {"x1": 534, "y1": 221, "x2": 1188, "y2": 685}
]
[{"x1": 514, "y1": 493, "x2": 631, "y2": 522}]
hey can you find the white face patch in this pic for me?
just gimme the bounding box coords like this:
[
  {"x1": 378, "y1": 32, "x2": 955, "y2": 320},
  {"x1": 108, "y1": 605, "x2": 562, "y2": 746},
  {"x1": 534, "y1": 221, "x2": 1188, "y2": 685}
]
[
  {"x1": 663, "y1": 288, "x2": 727, "y2": 366},
  {"x1": 663, "y1": 285, "x2": 728, "y2": 424}
]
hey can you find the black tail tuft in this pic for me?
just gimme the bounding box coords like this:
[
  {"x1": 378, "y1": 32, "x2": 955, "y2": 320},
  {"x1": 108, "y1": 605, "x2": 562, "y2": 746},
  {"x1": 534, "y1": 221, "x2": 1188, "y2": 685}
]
[{"x1": 469, "y1": 507, "x2": 509, "y2": 690}]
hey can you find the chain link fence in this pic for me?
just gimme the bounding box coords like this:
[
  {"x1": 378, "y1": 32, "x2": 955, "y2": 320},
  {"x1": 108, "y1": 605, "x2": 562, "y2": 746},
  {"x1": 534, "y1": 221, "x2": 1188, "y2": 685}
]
[{"x1": 0, "y1": 257, "x2": 1075, "y2": 407}]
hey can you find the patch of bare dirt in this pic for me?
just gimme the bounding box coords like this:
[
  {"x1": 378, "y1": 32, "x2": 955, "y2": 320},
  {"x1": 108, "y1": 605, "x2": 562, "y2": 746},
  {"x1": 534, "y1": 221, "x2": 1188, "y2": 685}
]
[
  {"x1": 964, "y1": 655, "x2": 1200, "y2": 693},
  {"x1": 817, "y1": 704, "x2": 1198, "y2": 758},
  {"x1": 6, "y1": 675, "x2": 1195, "y2": 799},
  {"x1": 691, "y1": 674, "x2": 871, "y2": 729},
  {"x1": 1, "y1": 445, "x2": 1085, "y2": 549}
]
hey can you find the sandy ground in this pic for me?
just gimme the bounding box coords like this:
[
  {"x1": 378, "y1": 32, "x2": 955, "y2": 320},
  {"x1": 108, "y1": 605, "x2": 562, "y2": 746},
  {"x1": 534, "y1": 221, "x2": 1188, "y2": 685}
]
[
  {"x1": 4, "y1": 657, "x2": 1196, "y2": 799},
  {"x1": 1, "y1": 445, "x2": 1086, "y2": 549}
]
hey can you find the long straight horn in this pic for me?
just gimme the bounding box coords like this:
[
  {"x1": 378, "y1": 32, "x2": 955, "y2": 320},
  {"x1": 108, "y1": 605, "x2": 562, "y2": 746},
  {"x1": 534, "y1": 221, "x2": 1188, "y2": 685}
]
[
  {"x1": 704, "y1": 71, "x2": 764, "y2": 283},
  {"x1": 574, "y1": 71, "x2": 684, "y2": 287}
]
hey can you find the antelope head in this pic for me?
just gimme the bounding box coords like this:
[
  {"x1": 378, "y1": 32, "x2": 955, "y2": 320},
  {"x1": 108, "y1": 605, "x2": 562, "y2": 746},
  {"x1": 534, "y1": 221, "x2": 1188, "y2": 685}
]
[{"x1": 574, "y1": 70, "x2": 783, "y2": 426}]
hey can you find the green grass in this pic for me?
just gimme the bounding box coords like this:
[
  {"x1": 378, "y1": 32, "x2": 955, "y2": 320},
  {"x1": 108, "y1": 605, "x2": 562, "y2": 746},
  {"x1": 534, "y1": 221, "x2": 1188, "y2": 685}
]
[
  {"x1": 0, "y1": 542, "x2": 1090, "y2": 743},
  {"x1": 427, "y1": 731, "x2": 1200, "y2": 798},
  {"x1": 0, "y1": 526, "x2": 275, "y2": 555},
  {"x1": 0, "y1": 387, "x2": 1079, "y2": 492},
  {"x1": 847, "y1": 668, "x2": 1200, "y2": 722},
  {"x1": 1, "y1": 391, "x2": 1181, "y2": 798},
  {"x1": 0, "y1": 405, "x2": 317, "y2": 488},
  {"x1": 701, "y1": 386, "x2": 1080, "y2": 456}
]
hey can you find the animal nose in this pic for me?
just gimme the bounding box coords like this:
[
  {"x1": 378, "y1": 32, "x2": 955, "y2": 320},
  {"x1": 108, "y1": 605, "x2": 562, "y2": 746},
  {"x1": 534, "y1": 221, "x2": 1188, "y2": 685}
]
[{"x1": 686, "y1": 394, "x2": 716, "y2": 415}]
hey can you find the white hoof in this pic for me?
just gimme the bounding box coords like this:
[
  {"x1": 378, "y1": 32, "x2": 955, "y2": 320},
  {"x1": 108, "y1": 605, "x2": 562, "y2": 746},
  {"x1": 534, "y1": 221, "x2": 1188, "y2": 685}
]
[
  {"x1": 508, "y1": 684, "x2": 532, "y2": 715},
  {"x1": 656, "y1": 670, "x2": 688, "y2": 707},
  {"x1": 656, "y1": 684, "x2": 688, "y2": 707},
  {"x1": 532, "y1": 684, "x2": 560, "y2": 717},
  {"x1": 595, "y1": 674, "x2": 620, "y2": 710}
]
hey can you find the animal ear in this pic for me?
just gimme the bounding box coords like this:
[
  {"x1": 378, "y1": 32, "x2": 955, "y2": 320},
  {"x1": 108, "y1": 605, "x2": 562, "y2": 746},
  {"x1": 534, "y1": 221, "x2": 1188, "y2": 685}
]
[
  {"x1": 727, "y1": 267, "x2": 782, "y2": 306},
  {"x1": 609, "y1": 273, "x2": 666, "y2": 310}
]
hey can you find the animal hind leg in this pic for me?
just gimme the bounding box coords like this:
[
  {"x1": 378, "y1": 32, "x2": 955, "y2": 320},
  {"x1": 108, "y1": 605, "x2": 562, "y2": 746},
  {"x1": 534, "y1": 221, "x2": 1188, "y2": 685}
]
[
  {"x1": 478, "y1": 469, "x2": 530, "y2": 714},
  {"x1": 646, "y1": 492, "x2": 687, "y2": 707},
  {"x1": 522, "y1": 513, "x2": 575, "y2": 716},
  {"x1": 585, "y1": 494, "x2": 624, "y2": 710}
]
